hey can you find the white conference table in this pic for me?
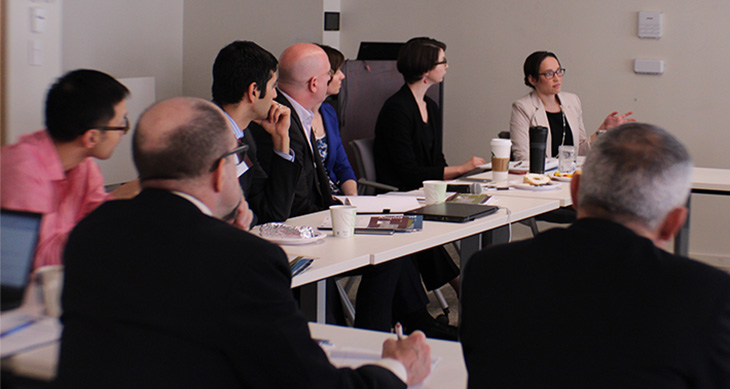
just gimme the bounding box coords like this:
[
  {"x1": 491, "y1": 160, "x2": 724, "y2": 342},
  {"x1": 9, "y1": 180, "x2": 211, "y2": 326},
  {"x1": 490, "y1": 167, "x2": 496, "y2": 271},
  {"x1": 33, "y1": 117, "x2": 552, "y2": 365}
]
[
  {"x1": 1, "y1": 325, "x2": 59, "y2": 382},
  {"x1": 1, "y1": 319, "x2": 467, "y2": 387},
  {"x1": 675, "y1": 167, "x2": 730, "y2": 256},
  {"x1": 462, "y1": 166, "x2": 730, "y2": 257},
  {"x1": 460, "y1": 171, "x2": 573, "y2": 207},
  {"x1": 309, "y1": 322, "x2": 467, "y2": 389},
  {"x1": 265, "y1": 195, "x2": 560, "y2": 322}
]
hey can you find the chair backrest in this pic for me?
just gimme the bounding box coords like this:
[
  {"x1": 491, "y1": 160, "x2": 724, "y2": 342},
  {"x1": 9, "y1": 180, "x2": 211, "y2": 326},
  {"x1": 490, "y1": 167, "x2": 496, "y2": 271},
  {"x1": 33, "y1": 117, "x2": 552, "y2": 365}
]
[{"x1": 349, "y1": 138, "x2": 377, "y2": 182}]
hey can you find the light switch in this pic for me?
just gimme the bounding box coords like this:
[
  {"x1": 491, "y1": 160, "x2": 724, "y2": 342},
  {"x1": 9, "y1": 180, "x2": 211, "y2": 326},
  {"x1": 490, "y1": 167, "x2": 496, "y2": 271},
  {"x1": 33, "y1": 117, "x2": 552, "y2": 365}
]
[
  {"x1": 634, "y1": 59, "x2": 664, "y2": 75},
  {"x1": 31, "y1": 7, "x2": 48, "y2": 33},
  {"x1": 29, "y1": 40, "x2": 44, "y2": 66}
]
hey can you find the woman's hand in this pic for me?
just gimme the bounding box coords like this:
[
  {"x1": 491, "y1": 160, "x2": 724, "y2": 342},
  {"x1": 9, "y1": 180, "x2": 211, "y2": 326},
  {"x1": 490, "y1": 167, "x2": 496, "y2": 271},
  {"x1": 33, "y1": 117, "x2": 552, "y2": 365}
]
[
  {"x1": 599, "y1": 111, "x2": 636, "y2": 131},
  {"x1": 444, "y1": 156, "x2": 486, "y2": 180},
  {"x1": 462, "y1": 156, "x2": 486, "y2": 172}
]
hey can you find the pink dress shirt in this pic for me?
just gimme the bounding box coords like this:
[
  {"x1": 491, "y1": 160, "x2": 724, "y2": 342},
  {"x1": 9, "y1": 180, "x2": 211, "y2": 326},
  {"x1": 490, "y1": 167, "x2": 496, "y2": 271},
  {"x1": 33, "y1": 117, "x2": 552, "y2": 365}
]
[{"x1": 1, "y1": 130, "x2": 111, "y2": 269}]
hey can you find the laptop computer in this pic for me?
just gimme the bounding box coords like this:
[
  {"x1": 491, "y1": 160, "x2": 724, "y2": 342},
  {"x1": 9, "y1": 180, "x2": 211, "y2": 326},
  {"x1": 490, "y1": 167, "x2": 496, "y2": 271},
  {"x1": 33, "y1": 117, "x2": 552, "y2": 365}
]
[
  {"x1": 405, "y1": 203, "x2": 498, "y2": 223},
  {"x1": 1, "y1": 209, "x2": 43, "y2": 311}
]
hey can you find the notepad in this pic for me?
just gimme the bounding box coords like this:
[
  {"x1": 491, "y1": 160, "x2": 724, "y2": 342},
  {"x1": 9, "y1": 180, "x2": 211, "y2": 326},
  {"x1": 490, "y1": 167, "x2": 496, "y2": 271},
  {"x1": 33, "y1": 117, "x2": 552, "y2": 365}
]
[
  {"x1": 319, "y1": 214, "x2": 423, "y2": 233},
  {"x1": 289, "y1": 256, "x2": 314, "y2": 277},
  {"x1": 334, "y1": 195, "x2": 420, "y2": 213}
]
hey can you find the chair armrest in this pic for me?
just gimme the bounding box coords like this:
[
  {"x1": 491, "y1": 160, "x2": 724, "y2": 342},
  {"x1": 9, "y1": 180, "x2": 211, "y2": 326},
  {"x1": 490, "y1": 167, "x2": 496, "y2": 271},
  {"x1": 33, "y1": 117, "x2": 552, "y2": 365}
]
[{"x1": 357, "y1": 178, "x2": 399, "y2": 194}]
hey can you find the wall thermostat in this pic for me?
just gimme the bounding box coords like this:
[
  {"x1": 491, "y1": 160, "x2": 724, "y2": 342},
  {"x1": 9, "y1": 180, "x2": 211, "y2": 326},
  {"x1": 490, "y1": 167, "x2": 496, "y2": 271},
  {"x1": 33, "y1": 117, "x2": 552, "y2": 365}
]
[{"x1": 638, "y1": 11, "x2": 662, "y2": 39}]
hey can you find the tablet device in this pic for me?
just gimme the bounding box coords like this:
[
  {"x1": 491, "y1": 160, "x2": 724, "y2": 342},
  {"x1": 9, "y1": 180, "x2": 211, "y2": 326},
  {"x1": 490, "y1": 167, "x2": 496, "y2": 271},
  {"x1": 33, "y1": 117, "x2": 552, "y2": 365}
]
[{"x1": 405, "y1": 203, "x2": 498, "y2": 223}]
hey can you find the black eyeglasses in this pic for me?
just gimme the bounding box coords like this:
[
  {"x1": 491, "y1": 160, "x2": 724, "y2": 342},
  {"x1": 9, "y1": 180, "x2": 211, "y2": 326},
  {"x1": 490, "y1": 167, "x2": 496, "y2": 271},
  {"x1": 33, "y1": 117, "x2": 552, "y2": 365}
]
[
  {"x1": 98, "y1": 116, "x2": 131, "y2": 134},
  {"x1": 434, "y1": 58, "x2": 448, "y2": 66},
  {"x1": 210, "y1": 143, "x2": 249, "y2": 173},
  {"x1": 539, "y1": 68, "x2": 566, "y2": 79}
]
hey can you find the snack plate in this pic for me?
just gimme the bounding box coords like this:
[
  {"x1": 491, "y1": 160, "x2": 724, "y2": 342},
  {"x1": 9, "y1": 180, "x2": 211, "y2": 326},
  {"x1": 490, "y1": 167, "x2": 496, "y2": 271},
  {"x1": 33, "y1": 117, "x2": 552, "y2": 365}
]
[
  {"x1": 260, "y1": 231, "x2": 328, "y2": 245},
  {"x1": 550, "y1": 171, "x2": 574, "y2": 182},
  {"x1": 511, "y1": 180, "x2": 562, "y2": 191}
]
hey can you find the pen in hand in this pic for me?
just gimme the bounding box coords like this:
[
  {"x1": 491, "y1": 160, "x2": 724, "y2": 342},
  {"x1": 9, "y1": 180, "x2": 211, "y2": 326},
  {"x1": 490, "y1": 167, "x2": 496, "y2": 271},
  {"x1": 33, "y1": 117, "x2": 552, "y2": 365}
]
[{"x1": 395, "y1": 322, "x2": 404, "y2": 340}]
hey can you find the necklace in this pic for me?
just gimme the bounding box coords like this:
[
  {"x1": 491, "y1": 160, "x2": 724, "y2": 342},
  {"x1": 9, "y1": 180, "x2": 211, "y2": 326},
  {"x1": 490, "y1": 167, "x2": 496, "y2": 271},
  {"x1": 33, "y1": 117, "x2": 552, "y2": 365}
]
[{"x1": 560, "y1": 106, "x2": 567, "y2": 146}]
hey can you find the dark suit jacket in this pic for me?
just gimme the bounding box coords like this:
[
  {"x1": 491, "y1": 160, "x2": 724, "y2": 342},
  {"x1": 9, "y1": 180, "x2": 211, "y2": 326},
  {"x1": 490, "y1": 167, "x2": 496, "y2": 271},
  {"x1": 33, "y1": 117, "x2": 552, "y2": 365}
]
[
  {"x1": 374, "y1": 84, "x2": 447, "y2": 192},
  {"x1": 460, "y1": 218, "x2": 730, "y2": 388},
  {"x1": 249, "y1": 92, "x2": 336, "y2": 217},
  {"x1": 56, "y1": 189, "x2": 404, "y2": 389},
  {"x1": 237, "y1": 128, "x2": 300, "y2": 224}
]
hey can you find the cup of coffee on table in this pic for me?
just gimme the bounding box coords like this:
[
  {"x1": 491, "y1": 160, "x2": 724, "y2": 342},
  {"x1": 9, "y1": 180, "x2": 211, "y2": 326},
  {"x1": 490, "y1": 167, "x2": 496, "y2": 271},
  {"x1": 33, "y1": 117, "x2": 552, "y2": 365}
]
[{"x1": 491, "y1": 138, "x2": 511, "y2": 184}]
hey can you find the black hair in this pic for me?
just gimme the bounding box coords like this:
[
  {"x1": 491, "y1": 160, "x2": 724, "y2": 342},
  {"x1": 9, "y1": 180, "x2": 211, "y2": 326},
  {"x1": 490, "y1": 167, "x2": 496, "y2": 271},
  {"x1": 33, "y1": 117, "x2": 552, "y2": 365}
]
[
  {"x1": 45, "y1": 69, "x2": 129, "y2": 142},
  {"x1": 212, "y1": 41, "x2": 278, "y2": 105},
  {"x1": 397, "y1": 37, "x2": 446, "y2": 84},
  {"x1": 317, "y1": 44, "x2": 345, "y2": 73},
  {"x1": 523, "y1": 51, "x2": 560, "y2": 89}
]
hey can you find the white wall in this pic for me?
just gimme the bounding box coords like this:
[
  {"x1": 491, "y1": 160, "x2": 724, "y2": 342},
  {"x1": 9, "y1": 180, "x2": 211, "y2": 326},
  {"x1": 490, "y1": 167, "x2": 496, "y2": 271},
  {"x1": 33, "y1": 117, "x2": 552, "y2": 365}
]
[
  {"x1": 62, "y1": 0, "x2": 183, "y2": 102},
  {"x1": 61, "y1": 0, "x2": 183, "y2": 185},
  {"x1": 181, "y1": 0, "x2": 323, "y2": 99},
  {"x1": 4, "y1": 0, "x2": 728, "y2": 262},
  {"x1": 339, "y1": 0, "x2": 730, "y2": 262},
  {"x1": 4, "y1": 0, "x2": 63, "y2": 143}
]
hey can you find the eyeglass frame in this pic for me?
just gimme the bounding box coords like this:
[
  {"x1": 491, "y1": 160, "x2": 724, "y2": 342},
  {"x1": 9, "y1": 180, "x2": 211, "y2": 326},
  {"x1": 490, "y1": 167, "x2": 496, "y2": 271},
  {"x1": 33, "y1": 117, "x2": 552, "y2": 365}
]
[
  {"x1": 209, "y1": 143, "x2": 249, "y2": 172},
  {"x1": 539, "y1": 68, "x2": 566, "y2": 79},
  {"x1": 311, "y1": 69, "x2": 334, "y2": 84},
  {"x1": 97, "y1": 116, "x2": 131, "y2": 134},
  {"x1": 434, "y1": 58, "x2": 448, "y2": 66}
]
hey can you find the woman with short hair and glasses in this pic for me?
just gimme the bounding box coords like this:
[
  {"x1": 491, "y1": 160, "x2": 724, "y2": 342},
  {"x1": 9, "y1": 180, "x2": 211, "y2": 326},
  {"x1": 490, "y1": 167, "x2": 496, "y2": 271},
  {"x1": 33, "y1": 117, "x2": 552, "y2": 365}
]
[
  {"x1": 510, "y1": 51, "x2": 635, "y2": 161},
  {"x1": 366, "y1": 38, "x2": 482, "y2": 338},
  {"x1": 374, "y1": 37, "x2": 485, "y2": 193}
]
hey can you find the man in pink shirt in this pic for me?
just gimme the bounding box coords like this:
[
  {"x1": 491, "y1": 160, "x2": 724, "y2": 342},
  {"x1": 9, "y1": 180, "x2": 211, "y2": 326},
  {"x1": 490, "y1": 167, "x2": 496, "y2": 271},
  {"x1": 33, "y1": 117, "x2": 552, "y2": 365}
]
[{"x1": 1, "y1": 69, "x2": 135, "y2": 269}]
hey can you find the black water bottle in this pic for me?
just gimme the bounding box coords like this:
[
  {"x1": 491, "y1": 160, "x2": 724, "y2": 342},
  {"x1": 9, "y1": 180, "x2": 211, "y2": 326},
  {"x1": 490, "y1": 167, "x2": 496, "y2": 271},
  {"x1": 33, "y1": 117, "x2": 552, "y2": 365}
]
[{"x1": 529, "y1": 126, "x2": 548, "y2": 174}]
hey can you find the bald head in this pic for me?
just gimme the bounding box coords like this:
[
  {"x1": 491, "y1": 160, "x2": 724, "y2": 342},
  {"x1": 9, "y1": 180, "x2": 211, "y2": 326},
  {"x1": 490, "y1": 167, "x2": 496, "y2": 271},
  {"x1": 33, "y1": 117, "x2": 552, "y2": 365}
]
[
  {"x1": 277, "y1": 43, "x2": 331, "y2": 109},
  {"x1": 133, "y1": 97, "x2": 231, "y2": 181}
]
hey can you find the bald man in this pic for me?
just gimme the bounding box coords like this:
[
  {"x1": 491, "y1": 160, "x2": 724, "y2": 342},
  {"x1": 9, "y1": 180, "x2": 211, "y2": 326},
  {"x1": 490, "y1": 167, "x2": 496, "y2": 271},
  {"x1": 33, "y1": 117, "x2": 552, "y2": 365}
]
[
  {"x1": 249, "y1": 43, "x2": 338, "y2": 217},
  {"x1": 56, "y1": 97, "x2": 432, "y2": 388}
]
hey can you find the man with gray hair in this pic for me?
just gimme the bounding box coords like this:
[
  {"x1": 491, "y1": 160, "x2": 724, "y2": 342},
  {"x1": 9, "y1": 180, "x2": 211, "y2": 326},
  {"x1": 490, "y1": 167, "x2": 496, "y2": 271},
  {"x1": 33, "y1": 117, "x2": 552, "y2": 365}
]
[
  {"x1": 460, "y1": 123, "x2": 730, "y2": 387},
  {"x1": 56, "y1": 97, "x2": 432, "y2": 388}
]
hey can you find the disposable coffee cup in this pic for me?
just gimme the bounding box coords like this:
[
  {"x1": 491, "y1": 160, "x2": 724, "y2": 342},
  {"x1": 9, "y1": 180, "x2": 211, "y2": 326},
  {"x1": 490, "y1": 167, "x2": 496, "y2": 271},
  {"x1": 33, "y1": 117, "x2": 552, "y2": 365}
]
[
  {"x1": 35, "y1": 265, "x2": 64, "y2": 317},
  {"x1": 330, "y1": 205, "x2": 357, "y2": 238},
  {"x1": 490, "y1": 138, "x2": 511, "y2": 183},
  {"x1": 529, "y1": 126, "x2": 548, "y2": 174},
  {"x1": 558, "y1": 145, "x2": 576, "y2": 174},
  {"x1": 423, "y1": 180, "x2": 447, "y2": 205}
]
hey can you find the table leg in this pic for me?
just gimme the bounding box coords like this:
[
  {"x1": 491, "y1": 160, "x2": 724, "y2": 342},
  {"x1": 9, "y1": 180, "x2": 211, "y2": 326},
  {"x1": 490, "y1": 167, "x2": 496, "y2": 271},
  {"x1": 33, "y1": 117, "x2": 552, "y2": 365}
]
[
  {"x1": 317, "y1": 280, "x2": 327, "y2": 323},
  {"x1": 299, "y1": 279, "x2": 327, "y2": 323}
]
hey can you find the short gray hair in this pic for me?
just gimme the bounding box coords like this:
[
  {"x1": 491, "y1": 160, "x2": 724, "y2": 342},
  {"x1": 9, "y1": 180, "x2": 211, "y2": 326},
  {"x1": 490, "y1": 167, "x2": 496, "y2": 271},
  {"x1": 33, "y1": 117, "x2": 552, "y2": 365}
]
[
  {"x1": 134, "y1": 100, "x2": 230, "y2": 181},
  {"x1": 578, "y1": 123, "x2": 692, "y2": 229}
]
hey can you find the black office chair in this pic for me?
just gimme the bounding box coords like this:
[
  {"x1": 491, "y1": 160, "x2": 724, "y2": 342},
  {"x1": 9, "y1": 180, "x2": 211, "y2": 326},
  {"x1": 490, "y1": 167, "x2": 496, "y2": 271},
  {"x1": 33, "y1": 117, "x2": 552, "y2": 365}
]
[
  {"x1": 348, "y1": 138, "x2": 398, "y2": 195},
  {"x1": 346, "y1": 138, "x2": 451, "y2": 321}
]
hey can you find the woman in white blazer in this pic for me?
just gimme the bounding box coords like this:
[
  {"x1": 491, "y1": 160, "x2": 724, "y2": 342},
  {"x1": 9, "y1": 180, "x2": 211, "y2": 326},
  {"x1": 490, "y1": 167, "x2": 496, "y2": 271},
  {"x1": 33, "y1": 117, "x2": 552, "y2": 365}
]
[{"x1": 510, "y1": 51, "x2": 634, "y2": 161}]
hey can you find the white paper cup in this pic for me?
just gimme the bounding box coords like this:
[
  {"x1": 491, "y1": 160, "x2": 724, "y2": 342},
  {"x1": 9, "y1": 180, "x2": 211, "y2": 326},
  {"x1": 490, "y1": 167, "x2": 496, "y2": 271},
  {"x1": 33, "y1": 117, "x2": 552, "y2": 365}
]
[
  {"x1": 34, "y1": 265, "x2": 64, "y2": 317},
  {"x1": 491, "y1": 138, "x2": 511, "y2": 183},
  {"x1": 423, "y1": 180, "x2": 447, "y2": 205},
  {"x1": 330, "y1": 205, "x2": 357, "y2": 238}
]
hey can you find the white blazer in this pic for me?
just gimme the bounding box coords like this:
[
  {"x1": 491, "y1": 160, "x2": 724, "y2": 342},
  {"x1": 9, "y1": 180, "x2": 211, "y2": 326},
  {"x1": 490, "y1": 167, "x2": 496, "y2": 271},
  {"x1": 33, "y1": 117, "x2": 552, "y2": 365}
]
[{"x1": 509, "y1": 91, "x2": 589, "y2": 161}]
